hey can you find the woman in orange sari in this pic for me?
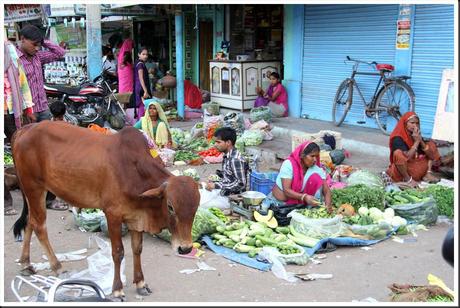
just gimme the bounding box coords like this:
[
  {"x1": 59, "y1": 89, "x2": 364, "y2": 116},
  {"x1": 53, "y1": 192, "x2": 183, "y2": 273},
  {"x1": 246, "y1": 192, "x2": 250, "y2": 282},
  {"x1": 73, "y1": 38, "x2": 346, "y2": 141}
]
[{"x1": 386, "y1": 111, "x2": 441, "y2": 187}]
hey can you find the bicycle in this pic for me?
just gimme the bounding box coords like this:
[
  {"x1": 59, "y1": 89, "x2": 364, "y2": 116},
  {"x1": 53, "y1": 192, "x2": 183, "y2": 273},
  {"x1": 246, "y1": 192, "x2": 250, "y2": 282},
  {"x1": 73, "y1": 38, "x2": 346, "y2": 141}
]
[{"x1": 332, "y1": 56, "x2": 415, "y2": 135}]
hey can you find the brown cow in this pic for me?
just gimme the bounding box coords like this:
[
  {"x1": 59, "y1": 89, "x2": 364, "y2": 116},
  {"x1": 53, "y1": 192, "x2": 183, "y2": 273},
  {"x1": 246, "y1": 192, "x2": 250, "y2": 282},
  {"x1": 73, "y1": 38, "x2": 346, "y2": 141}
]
[{"x1": 12, "y1": 121, "x2": 200, "y2": 300}]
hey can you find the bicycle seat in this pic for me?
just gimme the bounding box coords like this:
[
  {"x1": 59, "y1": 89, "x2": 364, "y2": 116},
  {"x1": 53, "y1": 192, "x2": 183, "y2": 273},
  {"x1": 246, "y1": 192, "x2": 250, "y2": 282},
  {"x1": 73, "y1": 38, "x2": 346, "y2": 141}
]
[{"x1": 376, "y1": 64, "x2": 394, "y2": 72}]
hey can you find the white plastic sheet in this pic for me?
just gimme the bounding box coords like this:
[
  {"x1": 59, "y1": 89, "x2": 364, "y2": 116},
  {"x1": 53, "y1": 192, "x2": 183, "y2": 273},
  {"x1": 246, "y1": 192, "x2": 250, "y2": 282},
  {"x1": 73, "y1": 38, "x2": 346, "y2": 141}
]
[{"x1": 70, "y1": 236, "x2": 126, "y2": 295}]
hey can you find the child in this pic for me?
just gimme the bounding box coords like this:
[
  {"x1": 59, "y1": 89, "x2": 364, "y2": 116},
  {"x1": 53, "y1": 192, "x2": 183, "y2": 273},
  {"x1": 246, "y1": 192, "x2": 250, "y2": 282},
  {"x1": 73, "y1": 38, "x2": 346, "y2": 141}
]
[
  {"x1": 47, "y1": 100, "x2": 70, "y2": 211},
  {"x1": 50, "y1": 100, "x2": 66, "y2": 121}
]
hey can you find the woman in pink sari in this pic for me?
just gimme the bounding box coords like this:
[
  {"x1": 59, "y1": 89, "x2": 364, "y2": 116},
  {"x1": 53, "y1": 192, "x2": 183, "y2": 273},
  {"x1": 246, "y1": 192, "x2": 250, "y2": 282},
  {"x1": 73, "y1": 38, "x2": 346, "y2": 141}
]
[
  {"x1": 117, "y1": 32, "x2": 134, "y2": 94},
  {"x1": 264, "y1": 141, "x2": 333, "y2": 213}
]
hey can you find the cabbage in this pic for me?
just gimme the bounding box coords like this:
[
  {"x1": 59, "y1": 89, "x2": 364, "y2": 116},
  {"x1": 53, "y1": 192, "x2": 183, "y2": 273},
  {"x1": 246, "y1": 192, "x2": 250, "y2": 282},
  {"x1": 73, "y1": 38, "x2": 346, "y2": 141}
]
[
  {"x1": 358, "y1": 207, "x2": 369, "y2": 217},
  {"x1": 241, "y1": 130, "x2": 264, "y2": 146},
  {"x1": 346, "y1": 169, "x2": 384, "y2": 189},
  {"x1": 369, "y1": 207, "x2": 384, "y2": 223}
]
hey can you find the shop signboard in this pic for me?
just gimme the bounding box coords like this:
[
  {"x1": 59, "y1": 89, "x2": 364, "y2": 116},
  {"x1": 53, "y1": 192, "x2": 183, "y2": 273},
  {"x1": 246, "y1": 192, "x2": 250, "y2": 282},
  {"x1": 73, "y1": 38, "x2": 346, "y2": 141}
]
[
  {"x1": 74, "y1": 4, "x2": 157, "y2": 16},
  {"x1": 4, "y1": 4, "x2": 43, "y2": 23},
  {"x1": 49, "y1": 5, "x2": 76, "y2": 17},
  {"x1": 396, "y1": 4, "x2": 412, "y2": 50}
]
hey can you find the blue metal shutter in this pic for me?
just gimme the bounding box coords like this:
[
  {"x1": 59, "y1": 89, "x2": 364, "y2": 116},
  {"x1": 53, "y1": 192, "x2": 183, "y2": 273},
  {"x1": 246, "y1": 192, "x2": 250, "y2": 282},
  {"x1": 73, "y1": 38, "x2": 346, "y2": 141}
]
[
  {"x1": 302, "y1": 4, "x2": 398, "y2": 129},
  {"x1": 410, "y1": 5, "x2": 454, "y2": 137}
]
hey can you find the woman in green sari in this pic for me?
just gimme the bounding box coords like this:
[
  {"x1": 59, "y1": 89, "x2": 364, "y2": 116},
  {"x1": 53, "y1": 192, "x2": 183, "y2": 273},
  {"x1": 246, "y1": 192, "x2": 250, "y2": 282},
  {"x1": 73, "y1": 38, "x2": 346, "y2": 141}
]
[{"x1": 134, "y1": 99, "x2": 172, "y2": 148}]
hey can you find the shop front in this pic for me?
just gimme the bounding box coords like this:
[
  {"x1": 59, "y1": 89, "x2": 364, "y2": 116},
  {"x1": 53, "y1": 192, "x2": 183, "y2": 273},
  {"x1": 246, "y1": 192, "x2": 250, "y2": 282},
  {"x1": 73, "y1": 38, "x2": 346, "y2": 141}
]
[
  {"x1": 292, "y1": 4, "x2": 455, "y2": 137},
  {"x1": 208, "y1": 4, "x2": 284, "y2": 111}
]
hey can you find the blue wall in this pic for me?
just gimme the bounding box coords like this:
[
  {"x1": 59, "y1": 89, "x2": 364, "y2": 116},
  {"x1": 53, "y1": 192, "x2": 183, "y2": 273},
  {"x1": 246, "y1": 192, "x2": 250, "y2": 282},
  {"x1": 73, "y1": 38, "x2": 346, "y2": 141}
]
[{"x1": 283, "y1": 5, "x2": 304, "y2": 118}]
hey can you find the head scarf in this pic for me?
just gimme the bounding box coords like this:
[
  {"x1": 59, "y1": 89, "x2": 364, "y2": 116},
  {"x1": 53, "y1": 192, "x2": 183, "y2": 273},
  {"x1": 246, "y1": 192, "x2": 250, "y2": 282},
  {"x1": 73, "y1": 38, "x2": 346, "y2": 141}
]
[
  {"x1": 389, "y1": 111, "x2": 418, "y2": 163},
  {"x1": 141, "y1": 98, "x2": 170, "y2": 143},
  {"x1": 285, "y1": 141, "x2": 321, "y2": 205}
]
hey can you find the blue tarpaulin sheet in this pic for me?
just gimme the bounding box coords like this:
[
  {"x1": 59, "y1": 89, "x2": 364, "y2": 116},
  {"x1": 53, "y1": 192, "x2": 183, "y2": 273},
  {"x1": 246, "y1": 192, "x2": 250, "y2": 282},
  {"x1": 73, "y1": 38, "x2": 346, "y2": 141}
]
[{"x1": 202, "y1": 233, "x2": 392, "y2": 271}]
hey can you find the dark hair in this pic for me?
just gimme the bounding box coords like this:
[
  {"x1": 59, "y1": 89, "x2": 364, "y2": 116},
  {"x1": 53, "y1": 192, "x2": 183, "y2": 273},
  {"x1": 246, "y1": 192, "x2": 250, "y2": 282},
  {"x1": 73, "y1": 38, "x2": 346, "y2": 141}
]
[
  {"x1": 102, "y1": 46, "x2": 114, "y2": 61},
  {"x1": 123, "y1": 51, "x2": 132, "y2": 66},
  {"x1": 50, "y1": 101, "x2": 66, "y2": 118},
  {"x1": 138, "y1": 47, "x2": 148, "y2": 55},
  {"x1": 20, "y1": 25, "x2": 44, "y2": 43},
  {"x1": 301, "y1": 142, "x2": 320, "y2": 158},
  {"x1": 214, "y1": 127, "x2": 237, "y2": 145},
  {"x1": 270, "y1": 72, "x2": 280, "y2": 80}
]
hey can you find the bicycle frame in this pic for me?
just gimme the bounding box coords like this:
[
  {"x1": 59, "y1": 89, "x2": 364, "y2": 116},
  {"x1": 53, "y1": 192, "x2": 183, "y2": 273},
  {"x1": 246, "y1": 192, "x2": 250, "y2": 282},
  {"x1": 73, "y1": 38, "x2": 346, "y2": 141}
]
[{"x1": 348, "y1": 60, "x2": 386, "y2": 109}]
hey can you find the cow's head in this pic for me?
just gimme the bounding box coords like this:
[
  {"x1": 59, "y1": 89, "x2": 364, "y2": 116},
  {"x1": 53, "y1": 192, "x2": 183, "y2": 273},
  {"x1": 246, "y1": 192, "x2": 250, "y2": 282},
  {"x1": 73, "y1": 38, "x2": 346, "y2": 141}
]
[{"x1": 140, "y1": 176, "x2": 200, "y2": 254}]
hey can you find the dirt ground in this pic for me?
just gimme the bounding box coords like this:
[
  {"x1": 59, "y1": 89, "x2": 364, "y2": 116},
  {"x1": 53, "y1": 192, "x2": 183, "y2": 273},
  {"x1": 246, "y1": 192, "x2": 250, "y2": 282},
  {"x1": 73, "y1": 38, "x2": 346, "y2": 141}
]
[{"x1": 3, "y1": 161, "x2": 456, "y2": 303}]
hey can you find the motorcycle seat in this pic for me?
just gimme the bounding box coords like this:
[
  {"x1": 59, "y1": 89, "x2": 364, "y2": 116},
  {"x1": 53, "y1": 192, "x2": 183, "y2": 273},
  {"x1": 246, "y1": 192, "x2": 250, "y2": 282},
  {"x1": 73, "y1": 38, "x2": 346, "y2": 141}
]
[{"x1": 46, "y1": 84, "x2": 82, "y2": 96}]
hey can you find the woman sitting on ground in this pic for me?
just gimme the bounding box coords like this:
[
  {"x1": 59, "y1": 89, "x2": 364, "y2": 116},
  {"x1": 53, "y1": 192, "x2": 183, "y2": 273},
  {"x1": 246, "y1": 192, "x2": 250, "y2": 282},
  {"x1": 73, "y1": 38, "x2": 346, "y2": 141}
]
[
  {"x1": 386, "y1": 111, "x2": 441, "y2": 188},
  {"x1": 254, "y1": 72, "x2": 288, "y2": 117},
  {"x1": 134, "y1": 99, "x2": 172, "y2": 149},
  {"x1": 262, "y1": 141, "x2": 333, "y2": 213}
]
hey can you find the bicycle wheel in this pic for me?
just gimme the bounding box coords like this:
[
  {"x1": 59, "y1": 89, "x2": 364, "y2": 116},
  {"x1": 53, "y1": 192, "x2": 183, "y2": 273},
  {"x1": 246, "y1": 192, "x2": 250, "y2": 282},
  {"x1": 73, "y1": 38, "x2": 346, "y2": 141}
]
[
  {"x1": 332, "y1": 78, "x2": 353, "y2": 126},
  {"x1": 375, "y1": 80, "x2": 415, "y2": 135}
]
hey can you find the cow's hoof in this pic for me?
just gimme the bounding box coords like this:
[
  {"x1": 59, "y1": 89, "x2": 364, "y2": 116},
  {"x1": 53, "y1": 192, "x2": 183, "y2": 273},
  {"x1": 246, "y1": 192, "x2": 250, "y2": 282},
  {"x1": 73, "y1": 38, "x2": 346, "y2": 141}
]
[
  {"x1": 109, "y1": 295, "x2": 126, "y2": 302},
  {"x1": 137, "y1": 284, "x2": 152, "y2": 296}
]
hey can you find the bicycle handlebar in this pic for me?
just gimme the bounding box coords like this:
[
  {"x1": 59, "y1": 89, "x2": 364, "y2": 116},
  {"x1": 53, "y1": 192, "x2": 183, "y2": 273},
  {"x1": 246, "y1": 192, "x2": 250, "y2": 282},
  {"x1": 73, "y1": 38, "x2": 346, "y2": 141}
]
[{"x1": 345, "y1": 56, "x2": 377, "y2": 66}]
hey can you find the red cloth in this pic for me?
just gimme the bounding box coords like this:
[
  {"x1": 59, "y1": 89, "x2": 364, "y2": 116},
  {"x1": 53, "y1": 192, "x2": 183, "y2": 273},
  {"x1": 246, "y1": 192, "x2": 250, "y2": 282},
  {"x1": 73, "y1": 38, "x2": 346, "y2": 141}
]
[
  {"x1": 285, "y1": 141, "x2": 321, "y2": 205},
  {"x1": 184, "y1": 80, "x2": 203, "y2": 109},
  {"x1": 389, "y1": 111, "x2": 417, "y2": 163}
]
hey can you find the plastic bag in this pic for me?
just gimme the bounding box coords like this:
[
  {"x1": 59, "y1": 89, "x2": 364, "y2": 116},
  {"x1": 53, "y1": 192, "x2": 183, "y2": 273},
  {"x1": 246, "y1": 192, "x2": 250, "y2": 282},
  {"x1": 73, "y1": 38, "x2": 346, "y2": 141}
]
[
  {"x1": 258, "y1": 247, "x2": 299, "y2": 283},
  {"x1": 390, "y1": 197, "x2": 438, "y2": 226},
  {"x1": 223, "y1": 112, "x2": 245, "y2": 136},
  {"x1": 288, "y1": 210, "x2": 347, "y2": 239},
  {"x1": 348, "y1": 222, "x2": 393, "y2": 240},
  {"x1": 158, "y1": 148, "x2": 176, "y2": 167},
  {"x1": 70, "y1": 236, "x2": 126, "y2": 295},
  {"x1": 156, "y1": 207, "x2": 226, "y2": 242},
  {"x1": 249, "y1": 106, "x2": 272, "y2": 123},
  {"x1": 199, "y1": 189, "x2": 230, "y2": 210},
  {"x1": 241, "y1": 129, "x2": 264, "y2": 146},
  {"x1": 277, "y1": 243, "x2": 309, "y2": 266},
  {"x1": 191, "y1": 122, "x2": 205, "y2": 139},
  {"x1": 100, "y1": 214, "x2": 129, "y2": 237},
  {"x1": 346, "y1": 169, "x2": 384, "y2": 189},
  {"x1": 72, "y1": 208, "x2": 105, "y2": 232}
]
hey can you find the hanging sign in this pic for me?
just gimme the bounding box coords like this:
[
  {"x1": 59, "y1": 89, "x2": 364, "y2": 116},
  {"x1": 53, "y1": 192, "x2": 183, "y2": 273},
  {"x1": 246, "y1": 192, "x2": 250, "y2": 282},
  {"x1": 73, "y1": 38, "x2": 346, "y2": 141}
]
[
  {"x1": 4, "y1": 4, "x2": 43, "y2": 23},
  {"x1": 396, "y1": 5, "x2": 412, "y2": 49}
]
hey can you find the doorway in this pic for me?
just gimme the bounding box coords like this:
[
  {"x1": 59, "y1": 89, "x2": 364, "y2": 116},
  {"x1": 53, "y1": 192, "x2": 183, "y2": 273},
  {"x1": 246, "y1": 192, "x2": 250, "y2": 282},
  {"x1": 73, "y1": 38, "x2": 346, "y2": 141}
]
[{"x1": 199, "y1": 20, "x2": 213, "y2": 91}]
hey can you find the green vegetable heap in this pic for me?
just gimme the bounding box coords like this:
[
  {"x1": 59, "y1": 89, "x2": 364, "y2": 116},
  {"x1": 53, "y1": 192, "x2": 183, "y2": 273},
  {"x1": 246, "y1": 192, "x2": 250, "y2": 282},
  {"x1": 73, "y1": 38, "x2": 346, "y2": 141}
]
[
  {"x1": 4, "y1": 153, "x2": 14, "y2": 165},
  {"x1": 298, "y1": 207, "x2": 334, "y2": 219},
  {"x1": 332, "y1": 184, "x2": 385, "y2": 212},
  {"x1": 421, "y1": 185, "x2": 454, "y2": 218}
]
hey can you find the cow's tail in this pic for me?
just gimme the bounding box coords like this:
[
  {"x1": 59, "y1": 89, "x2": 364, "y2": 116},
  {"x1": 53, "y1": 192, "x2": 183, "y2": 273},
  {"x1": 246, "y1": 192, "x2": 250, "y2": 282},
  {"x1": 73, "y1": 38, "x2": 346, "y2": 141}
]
[{"x1": 13, "y1": 192, "x2": 29, "y2": 241}]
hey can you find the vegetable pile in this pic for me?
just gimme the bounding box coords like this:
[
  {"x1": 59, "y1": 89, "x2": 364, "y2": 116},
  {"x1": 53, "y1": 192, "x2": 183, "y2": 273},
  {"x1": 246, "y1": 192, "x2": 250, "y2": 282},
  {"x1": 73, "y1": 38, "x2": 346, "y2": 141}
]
[
  {"x1": 198, "y1": 147, "x2": 221, "y2": 158},
  {"x1": 331, "y1": 184, "x2": 386, "y2": 212},
  {"x1": 211, "y1": 220, "x2": 309, "y2": 264},
  {"x1": 346, "y1": 169, "x2": 384, "y2": 189},
  {"x1": 297, "y1": 207, "x2": 335, "y2": 219},
  {"x1": 385, "y1": 190, "x2": 431, "y2": 205},
  {"x1": 4, "y1": 153, "x2": 14, "y2": 165},
  {"x1": 174, "y1": 150, "x2": 200, "y2": 162},
  {"x1": 420, "y1": 185, "x2": 454, "y2": 218}
]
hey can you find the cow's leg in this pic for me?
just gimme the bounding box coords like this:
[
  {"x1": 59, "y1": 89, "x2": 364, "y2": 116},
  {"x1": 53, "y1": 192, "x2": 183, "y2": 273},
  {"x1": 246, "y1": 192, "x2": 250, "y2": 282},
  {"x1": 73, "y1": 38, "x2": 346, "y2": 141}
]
[
  {"x1": 106, "y1": 215, "x2": 125, "y2": 300},
  {"x1": 18, "y1": 223, "x2": 33, "y2": 266},
  {"x1": 130, "y1": 230, "x2": 152, "y2": 296},
  {"x1": 24, "y1": 189, "x2": 62, "y2": 273}
]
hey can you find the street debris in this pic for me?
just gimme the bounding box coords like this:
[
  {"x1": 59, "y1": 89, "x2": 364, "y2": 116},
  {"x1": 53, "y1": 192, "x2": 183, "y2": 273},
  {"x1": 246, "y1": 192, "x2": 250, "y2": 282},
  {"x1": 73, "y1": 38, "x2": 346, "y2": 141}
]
[{"x1": 179, "y1": 261, "x2": 217, "y2": 274}]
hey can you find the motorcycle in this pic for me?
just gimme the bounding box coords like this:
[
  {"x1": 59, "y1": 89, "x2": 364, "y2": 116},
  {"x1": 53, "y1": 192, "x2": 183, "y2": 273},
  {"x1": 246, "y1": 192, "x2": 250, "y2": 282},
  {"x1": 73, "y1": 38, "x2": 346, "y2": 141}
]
[{"x1": 45, "y1": 69, "x2": 126, "y2": 129}]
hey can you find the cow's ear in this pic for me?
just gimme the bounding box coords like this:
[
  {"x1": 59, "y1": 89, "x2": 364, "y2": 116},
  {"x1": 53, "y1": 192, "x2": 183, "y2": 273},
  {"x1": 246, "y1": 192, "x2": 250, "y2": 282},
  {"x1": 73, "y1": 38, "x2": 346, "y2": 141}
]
[{"x1": 140, "y1": 184, "x2": 166, "y2": 199}]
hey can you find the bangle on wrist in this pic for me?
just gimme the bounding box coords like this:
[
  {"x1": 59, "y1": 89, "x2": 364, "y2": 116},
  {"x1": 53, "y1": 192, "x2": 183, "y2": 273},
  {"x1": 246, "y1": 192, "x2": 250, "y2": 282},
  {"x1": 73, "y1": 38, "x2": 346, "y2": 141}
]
[
  {"x1": 406, "y1": 177, "x2": 413, "y2": 183},
  {"x1": 301, "y1": 194, "x2": 306, "y2": 202}
]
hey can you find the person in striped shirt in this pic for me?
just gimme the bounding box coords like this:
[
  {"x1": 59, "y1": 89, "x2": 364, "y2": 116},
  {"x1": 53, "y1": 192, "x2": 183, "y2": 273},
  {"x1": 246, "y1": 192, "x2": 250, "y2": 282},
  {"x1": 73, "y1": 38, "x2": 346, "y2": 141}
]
[
  {"x1": 205, "y1": 127, "x2": 249, "y2": 196},
  {"x1": 16, "y1": 25, "x2": 66, "y2": 122}
]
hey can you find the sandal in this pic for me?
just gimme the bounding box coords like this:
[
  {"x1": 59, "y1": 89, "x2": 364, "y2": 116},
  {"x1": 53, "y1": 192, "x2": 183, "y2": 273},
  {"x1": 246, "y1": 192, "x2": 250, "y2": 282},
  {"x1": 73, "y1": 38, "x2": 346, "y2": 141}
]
[
  {"x1": 5, "y1": 207, "x2": 18, "y2": 216},
  {"x1": 316, "y1": 241, "x2": 337, "y2": 254},
  {"x1": 423, "y1": 172, "x2": 440, "y2": 184},
  {"x1": 46, "y1": 199, "x2": 69, "y2": 211}
]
